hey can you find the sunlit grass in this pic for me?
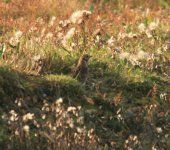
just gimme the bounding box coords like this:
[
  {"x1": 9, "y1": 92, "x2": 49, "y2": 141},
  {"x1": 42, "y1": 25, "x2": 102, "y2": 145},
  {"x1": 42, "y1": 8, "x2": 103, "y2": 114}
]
[{"x1": 0, "y1": 0, "x2": 170, "y2": 149}]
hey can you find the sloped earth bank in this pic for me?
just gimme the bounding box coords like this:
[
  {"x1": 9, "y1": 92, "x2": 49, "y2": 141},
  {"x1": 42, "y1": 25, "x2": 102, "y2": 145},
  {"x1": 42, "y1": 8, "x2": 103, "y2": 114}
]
[{"x1": 0, "y1": 66, "x2": 170, "y2": 150}]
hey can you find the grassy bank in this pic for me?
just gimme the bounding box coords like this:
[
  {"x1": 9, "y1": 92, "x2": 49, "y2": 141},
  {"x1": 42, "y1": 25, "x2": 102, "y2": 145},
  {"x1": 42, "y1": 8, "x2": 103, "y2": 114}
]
[{"x1": 0, "y1": 0, "x2": 170, "y2": 149}]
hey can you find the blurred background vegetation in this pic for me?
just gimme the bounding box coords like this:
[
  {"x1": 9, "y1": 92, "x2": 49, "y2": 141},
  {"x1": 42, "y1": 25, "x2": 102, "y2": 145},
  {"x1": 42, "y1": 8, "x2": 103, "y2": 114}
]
[{"x1": 0, "y1": 0, "x2": 170, "y2": 149}]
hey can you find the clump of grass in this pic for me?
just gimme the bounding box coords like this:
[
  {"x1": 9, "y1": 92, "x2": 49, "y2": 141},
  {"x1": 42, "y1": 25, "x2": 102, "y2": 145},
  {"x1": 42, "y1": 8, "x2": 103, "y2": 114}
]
[
  {"x1": 0, "y1": 67, "x2": 85, "y2": 106},
  {"x1": 44, "y1": 74, "x2": 85, "y2": 97},
  {"x1": 0, "y1": 67, "x2": 25, "y2": 99}
]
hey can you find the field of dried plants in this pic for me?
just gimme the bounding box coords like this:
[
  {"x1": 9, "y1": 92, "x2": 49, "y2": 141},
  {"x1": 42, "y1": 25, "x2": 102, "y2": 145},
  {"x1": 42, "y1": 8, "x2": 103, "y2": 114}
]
[{"x1": 0, "y1": 0, "x2": 170, "y2": 149}]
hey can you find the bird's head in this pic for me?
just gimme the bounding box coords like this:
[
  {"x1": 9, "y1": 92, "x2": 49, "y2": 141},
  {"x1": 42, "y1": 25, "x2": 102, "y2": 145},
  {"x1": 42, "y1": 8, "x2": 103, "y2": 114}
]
[{"x1": 82, "y1": 54, "x2": 91, "y2": 62}]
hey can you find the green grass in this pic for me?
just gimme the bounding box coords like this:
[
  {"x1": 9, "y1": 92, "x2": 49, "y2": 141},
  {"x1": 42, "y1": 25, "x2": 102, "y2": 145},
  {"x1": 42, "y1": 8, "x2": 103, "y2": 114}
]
[{"x1": 0, "y1": 1, "x2": 170, "y2": 149}]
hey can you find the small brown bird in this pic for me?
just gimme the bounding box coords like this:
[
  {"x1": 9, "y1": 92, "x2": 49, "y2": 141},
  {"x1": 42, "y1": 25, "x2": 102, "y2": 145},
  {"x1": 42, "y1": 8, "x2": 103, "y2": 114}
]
[
  {"x1": 147, "y1": 83, "x2": 158, "y2": 98},
  {"x1": 73, "y1": 53, "x2": 91, "y2": 84}
]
